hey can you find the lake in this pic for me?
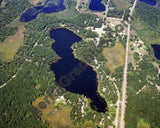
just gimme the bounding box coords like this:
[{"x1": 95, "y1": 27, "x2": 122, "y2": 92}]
[
  {"x1": 139, "y1": 0, "x2": 156, "y2": 6},
  {"x1": 89, "y1": 0, "x2": 105, "y2": 11},
  {"x1": 50, "y1": 28, "x2": 107, "y2": 112},
  {"x1": 151, "y1": 44, "x2": 160, "y2": 60},
  {"x1": 20, "y1": 0, "x2": 65, "y2": 22}
]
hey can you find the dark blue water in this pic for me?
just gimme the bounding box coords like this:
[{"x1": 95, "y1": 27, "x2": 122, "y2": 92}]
[
  {"x1": 50, "y1": 28, "x2": 107, "y2": 112},
  {"x1": 151, "y1": 44, "x2": 160, "y2": 60},
  {"x1": 4, "y1": 0, "x2": 10, "y2": 2},
  {"x1": 139, "y1": 0, "x2": 156, "y2": 6},
  {"x1": 89, "y1": 0, "x2": 105, "y2": 11},
  {"x1": 20, "y1": 0, "x2": 65, "y2": 22}
]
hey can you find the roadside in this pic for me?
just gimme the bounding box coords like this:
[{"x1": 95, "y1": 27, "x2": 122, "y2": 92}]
[{"x1": 120, "y1": 0, "x2": 138, "y2": 128}]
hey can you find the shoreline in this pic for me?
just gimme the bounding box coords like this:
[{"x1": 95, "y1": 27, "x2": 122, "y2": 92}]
[
  {"x1": 51, "y1": 27, "x2": 83, "y2": 40},
  {"x1": 72, "y1": 47, "x2": 108, "y2": 109},
  {"x1": 50, "y1": 27, "x2": 108, "y2": 112}
]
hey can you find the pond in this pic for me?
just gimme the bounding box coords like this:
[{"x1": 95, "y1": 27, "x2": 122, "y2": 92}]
[
  {"x1": 50, "y1": 28, "x2": 107, "y2": 112},
  {"x1": 139, "y1": 0, "x2": 157, "y2": 6},
  {"x1": 151, "y1": 44, "x2": 160, "y2": 60},
  {"x1": 20, "y1": 0, "x2": 65, "y2": 22},
  {"x1": 89, "y1": 0, "x2": 105, "y2": 11}
]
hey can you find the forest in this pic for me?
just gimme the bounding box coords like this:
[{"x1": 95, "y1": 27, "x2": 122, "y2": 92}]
[
  {"x1": 107, "y1": 0, "x2": 124, "y2": 18},
  {"x1": 132, "y1": 0, "x2": 160, "y2": 49},
  {"x1": 124, "y1": 1, "x2": 160, "y2": 127},
  {"x1": 2, "y1": 0, "x2": 160, "y2": 127},
  {"x1": 125, "y1": 2, "x2": 160, "y2": 127},
  {"x1": 72, "y1": 25, "x2": 127, "y2": 104},
  {"x1": 0, "y1": 0, "x2": 32, "y2": 42},
  {"x1": 134, "y1": 1, "x2": 160, "y2": 32},
  {"x1": 126, "y1": 55, "x2": 160, "y2": 128},
  {"x1": 0, "y1": 0, "x2": 116, "y2": 127}
]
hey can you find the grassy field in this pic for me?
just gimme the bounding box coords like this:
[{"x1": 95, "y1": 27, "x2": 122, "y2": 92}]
[
  {"x1": 112, "y1": 0, "x2": 131, "y2": 10},
  {"x1": 137, "y1": 119, "x2": 150, "y2": 128},
  {"x1": 29, "y1": 0, "x2": 43, "y2": 5},
  {"x1": 103, "y1": 43, "x2": 125, "y2": 73},
  {"x1": 0, "y1": 18, "x2": 26, "y2": 62},
  {"x1": 107, "y1": 17, "x2": 124, "y2": 31},
  {"x1": 47, "y1": 9, "x2": 78, "y2": 20},
  {"x1": 32, "y1": 96, "x2": 95, "y2": 128},
  {"x1": 132, "y1": 19, "x2": 160, "y2": 45},
  {"x1": 0, "y1": 26, "x2": 25, "y2": 62},
  {"x1": 1, "y1": 0, "x2": 5, "y2": 7},
  {"x1": 32, "y1": 96, "x2": 73, "y2": 128}
]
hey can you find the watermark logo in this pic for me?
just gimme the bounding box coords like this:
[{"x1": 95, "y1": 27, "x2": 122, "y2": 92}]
[{"x1": 58, "y1": 62, "x2": 88, "y2": 87}]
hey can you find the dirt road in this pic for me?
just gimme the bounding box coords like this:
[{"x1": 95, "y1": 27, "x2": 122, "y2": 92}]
[
  {"x1": 0, "y1": 41, "x2": 38, "y2": 89},
  {"x1": 120, "y1": 24, "x2": 130, "y2": 128},
  {"x1": 0, "y1": 74, "x2": 16, "y2": 88},
  {"x1": 120, "y1": 0, "x2": 137, "y2": 128},
  {"x1": 94, "y1": 0, "x2": 110, "y2": 45},
  {"x1": 76, "y1": 0, "x2": 81, "y2": 10}
]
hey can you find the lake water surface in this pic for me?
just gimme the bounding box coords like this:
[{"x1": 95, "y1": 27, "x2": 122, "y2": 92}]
[
  {"x1": 50, "y1": 28, "x2": 107, "y2": 112},
  {"x1": 139, "y1": 0, "x2": 156, "y2": 6},
  {"x1": 151, "y1": 44, "x2": 160, "y2": 60},
  {"x1": 20, "y1": 0, "x2": 65, "y2": 22},
  {"x1": 89, "y1": 0, "x2": 105, "y2": 11}
]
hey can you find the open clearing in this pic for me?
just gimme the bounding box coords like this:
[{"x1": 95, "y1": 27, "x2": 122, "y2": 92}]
[
  {"x1": 112, "y1": 0, "x2": 131, "y2": 10},
  {"x1": 47, "y1": 9, "x2": 78, "y2": 20},
  {"x1": 29, "y1": 0, "x2": 43, "y2": 5},
  {"x1": 132, "y1": 19, "x2": 160, "y2": 45},
  {"x1": 107, "y1": 17, "x2": 127, "y2": 34},
  {"x1": 32, "y1": 96, "x2": 95, "y2": 128},
  {"x1": 103, "y1": 43, "x2": 125, "y2": 73},
  {"x1": 0, "y1": 26, "x2": 25, "y2": 62},
  {"x1": 137, "y1": 119, "x2": 150, "y2": 128},
  {"x1": 32, "y1": 96, "x2": 72, "y2": 128},
  {"x1": 1, "y1": 0, "x2": 5, "y2": 7}
]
